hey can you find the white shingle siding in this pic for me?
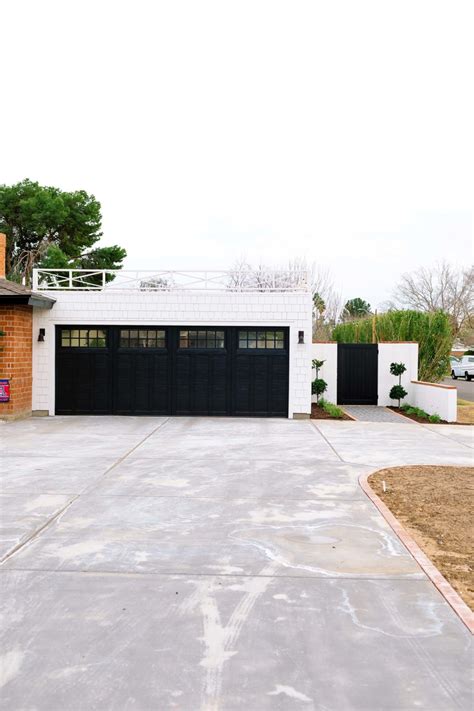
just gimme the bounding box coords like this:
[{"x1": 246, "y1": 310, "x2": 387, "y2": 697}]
[{"x1": 32, "y1": 290, "x2": 313, "y2": 417}]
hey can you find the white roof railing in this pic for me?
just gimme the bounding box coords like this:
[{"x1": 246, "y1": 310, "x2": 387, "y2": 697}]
[{"x1": 32, "y1": 269, "x2": 310, "y2": 293}]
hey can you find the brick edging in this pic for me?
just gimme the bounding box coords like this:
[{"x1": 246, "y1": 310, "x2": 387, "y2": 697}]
[
  {"x1": 359, "y1": 472, "x2": 474, "y2": 635},
  {"x1": 340, "y1": 407, "x2": 357, "y2": 421}
]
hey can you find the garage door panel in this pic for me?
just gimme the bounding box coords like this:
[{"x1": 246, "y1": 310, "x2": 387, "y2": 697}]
[
  {"x1": 175, "y1": 352, "x2": 227, "y2": 415},
  {"x1": 175, "y1": 354, "x2": 191, "y2": 414},
  {"x1": 234, "y1": 357, "x2": 251, "y2": 414},
  {"x1": 233, "y1": 328, "x2": 289, "y2": 417},
  {"x1": 114, "y1": 353, "x2": 169, "y2": 415},
  {"x1": 209, "y1": 355, "x2": 228, "y2": 414},
  {"x1": 270, "y1": 358, "x2": 290, "y2": 414},
  {"x1": 56, "y1": 351, "x2": 111, "y2": 415},
  {"x1": 252, "y1": 357, "x2": 270, "y2": 414}
]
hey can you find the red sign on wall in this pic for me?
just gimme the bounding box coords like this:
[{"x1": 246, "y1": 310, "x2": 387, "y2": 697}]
[{"x1": 0, "y1": 379, "x2": 10, "y2": 402}]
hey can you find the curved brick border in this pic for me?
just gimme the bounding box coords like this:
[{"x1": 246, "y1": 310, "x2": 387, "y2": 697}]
[{"x1": 359, "y1": 472, "x2": 474, "y2": 635}]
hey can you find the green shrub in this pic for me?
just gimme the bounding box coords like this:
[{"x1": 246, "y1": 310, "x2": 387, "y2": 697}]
[
  {"x1": 319, "y1": 398, "x2": 345, "y2": 419},
  {"x1": 400, "y1": 403, "x2": 438, "y2": 421},
  {"x1": 389, "y1": 384, "x2": 407, "y2": 407},
  {"x1": 407, "y1": 406, "x2": 426, "y2": 418},
  {"x1": 332, "y1": 310, "x2": 452, "y2": 382},
  {"x1": 389, "y1": 361, "x2": 407, "y2": 406},
  {"x1": 390, "y1": 362, "x2": 407, "y2": 377},
  {"x1": 312, "y1": 378, "x2": 327, "y2": 399}
]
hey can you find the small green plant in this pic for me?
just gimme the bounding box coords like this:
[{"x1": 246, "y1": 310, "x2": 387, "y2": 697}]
[
  {"x1": 404, "y1": 405, "x2": 427, "y2": 418},
  {"x1": 312, "y1": 358, "x2": 327, "y2": 402},
  {"x1": 400, "y1": 403, "x2": 442, "y2": 422},
  {"x1": 319, "y1": 398, "x2": 345, "y2": 419},
  {"x1": 389, "y1": 361, "x2": 407, "y2": 407}
]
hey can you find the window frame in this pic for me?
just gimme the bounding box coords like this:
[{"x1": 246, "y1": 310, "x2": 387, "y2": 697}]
[
  {"x1": 178, "y1": 328, "x2": 226, "y2": 351},
  {"x1": 118, "y1": 328, "x2": 167, "y2": 350},
  {"x1": 59, "y1": 327, "x2": 108, "y2": 349},
  {"x1": 237, "y1": 329, "x2": 287, "y2": 352}
]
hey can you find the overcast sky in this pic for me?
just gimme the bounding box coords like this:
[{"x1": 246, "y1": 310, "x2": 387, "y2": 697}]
[{"x1": 1, "y1": 1, "x2": 472, "y2": 308}]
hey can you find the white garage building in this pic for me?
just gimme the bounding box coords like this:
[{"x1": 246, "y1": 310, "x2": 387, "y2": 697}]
[{"x1": 31, "y1": 268, "x2": 313, "y2": 419}]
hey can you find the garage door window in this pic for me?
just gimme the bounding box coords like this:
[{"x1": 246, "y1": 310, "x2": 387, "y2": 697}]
[
  {"x1": 60, "y1": 329, "x2": 107, "y2": 348},
  {"x1": 238, "y1": 330, "x2": 285, "y2": 349},
  {"x1": 119, "y1": 329, "x2": 166, "y2": 348},
  {"x1": 179, "y1": 330, "x2": 225, "y2": 349}
]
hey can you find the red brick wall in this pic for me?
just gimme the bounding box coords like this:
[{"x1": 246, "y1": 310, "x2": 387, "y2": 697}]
[{"x1": 0, "y1": 305, "x2": 33, "y2": 419}]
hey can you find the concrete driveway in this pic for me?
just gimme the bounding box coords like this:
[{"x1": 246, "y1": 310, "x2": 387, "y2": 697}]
[{"x1": 0, "y1": 417, "x2": 472, "y2": 710}]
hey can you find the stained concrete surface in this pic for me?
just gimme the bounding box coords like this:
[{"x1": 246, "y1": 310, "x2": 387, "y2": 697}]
[{"x1": 0, "y1": 416, "x2": 473, "y2": 710}]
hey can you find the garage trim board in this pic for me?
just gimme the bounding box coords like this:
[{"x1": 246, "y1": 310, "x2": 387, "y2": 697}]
[{"x1": 55, "y1": 325, "x2": 290, "y2": 417}]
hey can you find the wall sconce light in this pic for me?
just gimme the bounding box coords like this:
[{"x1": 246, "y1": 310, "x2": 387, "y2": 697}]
[
  {"x1": 298, "y1": 330, "x2": 305, "y2": 344},
  {"x1": 38, "y1": 328, "x2": 45, "y2": 342}
]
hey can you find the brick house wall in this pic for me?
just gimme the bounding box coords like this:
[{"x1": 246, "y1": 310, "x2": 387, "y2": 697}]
[{"x1": 0, "y1": 304, "x2": 33, "y2": 419}]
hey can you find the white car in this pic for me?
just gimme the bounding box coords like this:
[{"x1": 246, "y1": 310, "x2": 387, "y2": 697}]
[{"x1": 451, "y1": 355, "x2": 474, "y2": 381}]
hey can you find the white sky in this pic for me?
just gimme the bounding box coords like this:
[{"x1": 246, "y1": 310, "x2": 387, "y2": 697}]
[{"x1": 1, "y1": 0, "x2": 473, "y2": 308}]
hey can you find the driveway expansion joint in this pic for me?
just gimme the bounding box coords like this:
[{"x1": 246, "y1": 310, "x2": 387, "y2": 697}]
[{"x1": 309, "y1": 420, "x2": 344, "y2": 460}]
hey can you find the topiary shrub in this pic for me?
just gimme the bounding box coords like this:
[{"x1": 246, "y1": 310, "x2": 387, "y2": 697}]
[
  {"x1": 389, "y1": 361, "x2": 407, "y2": 407},
  {"x1": 390, "y1": 362, "x2": 407, "y2": 378},
  {"x1": 311, "y1": 358, "x2": 327, "y2": 402},
  {"x1": 390, "y1": 384, "x2": 407, "y2": 408},
  {"x1": 312, "y1": 378, "x2": 327, "y2": 401}
]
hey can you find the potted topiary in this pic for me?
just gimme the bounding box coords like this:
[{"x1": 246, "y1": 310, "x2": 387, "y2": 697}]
[
  {"x1": 312, "y1": 358, "x2": 327, "y2": 403},
  {"x1": 389, "y1": 362, "x2": 407, "y2": 408}
]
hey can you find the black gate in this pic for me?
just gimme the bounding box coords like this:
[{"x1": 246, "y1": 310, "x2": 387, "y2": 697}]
[
  {"x1": 337, "y1": 343, "x2": 378, "y2": 405},
  {"x1": 55, "y1": 326, "x2": 289, "y2": 416}
]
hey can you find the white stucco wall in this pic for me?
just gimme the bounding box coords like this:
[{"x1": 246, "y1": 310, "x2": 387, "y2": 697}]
[
  {"x1": 311, "y1": 343, "x2": 337, "y2": 404},
  {"x1": 32, "y1": 290, "x2": 313, "y2": 418},
  {"x1": 377, "y1": 343, "x2": 418, "y2": 406},
  {"x1": 412, "y1": 381, "x2": 457, "y2": 422}
]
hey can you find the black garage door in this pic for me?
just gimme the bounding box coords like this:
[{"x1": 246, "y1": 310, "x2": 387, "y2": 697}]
[{"x1": 55, "y1": 326, "x2": 289, "y2": 417}]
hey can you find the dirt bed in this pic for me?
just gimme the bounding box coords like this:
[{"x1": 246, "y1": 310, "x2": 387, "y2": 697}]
[
  {"x1": 310, "y1": 403, "x2": 352, "y2": 420},
  {"x1": 457, "y1": 402, "x2": 474, "y2": 424},
  {"x1": 387, "y1": 406, "x2": 448, "y2": 424},
  {"x1": 369, "y1": 466, "x2": 474, "y2": 610}
]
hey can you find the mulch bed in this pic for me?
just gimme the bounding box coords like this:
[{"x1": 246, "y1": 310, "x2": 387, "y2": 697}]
[
  {"x1": 369, "y1": 466, "x2": 474, "y2": 610},
  {"x1": 310, "y1": 403, "x2": 352, "y2": 421},
  {"x1": 387, "y1": 406, "x2": 448, "y2": 424}
]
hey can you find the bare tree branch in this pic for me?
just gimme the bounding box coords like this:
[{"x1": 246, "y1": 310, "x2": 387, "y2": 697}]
[{"x1": 393, "y1": 261, "x2": 474, "y2": 336}]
